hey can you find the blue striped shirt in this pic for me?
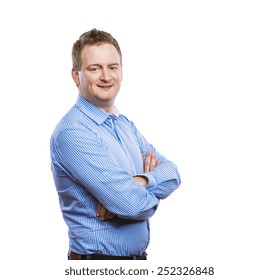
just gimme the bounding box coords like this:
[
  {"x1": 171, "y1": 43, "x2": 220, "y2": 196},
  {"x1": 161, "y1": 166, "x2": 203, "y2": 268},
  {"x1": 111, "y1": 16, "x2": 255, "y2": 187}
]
[{"x1": 50, "y1": 95, "x2": 181, "y2": 256}]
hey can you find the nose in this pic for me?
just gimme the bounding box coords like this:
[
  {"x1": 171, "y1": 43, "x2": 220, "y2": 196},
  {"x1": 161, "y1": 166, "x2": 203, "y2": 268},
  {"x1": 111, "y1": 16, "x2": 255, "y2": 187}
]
[{"x1": 100, "y1": 69, "x2": 111, "y2": 82}]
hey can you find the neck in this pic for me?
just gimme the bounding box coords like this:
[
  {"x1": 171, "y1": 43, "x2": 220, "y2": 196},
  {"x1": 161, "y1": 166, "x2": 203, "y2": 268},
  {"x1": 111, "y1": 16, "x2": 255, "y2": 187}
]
[{"x1": 81, "y1": 95, "x2": 115, "y2": 114}]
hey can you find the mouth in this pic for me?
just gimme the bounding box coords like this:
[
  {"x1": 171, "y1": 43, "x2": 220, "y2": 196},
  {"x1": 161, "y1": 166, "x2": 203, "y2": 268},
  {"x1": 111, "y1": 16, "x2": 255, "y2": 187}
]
[{"x1": 97, "y1": 84, "x2": 113, "y2": 90}]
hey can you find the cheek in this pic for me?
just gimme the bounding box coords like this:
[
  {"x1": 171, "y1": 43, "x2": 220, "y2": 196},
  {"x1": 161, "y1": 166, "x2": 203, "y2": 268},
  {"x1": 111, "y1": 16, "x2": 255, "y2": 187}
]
[
  {"x1": 115, "y1": 73, "x2": 123, "y2": 83},
  {"x1": 82, "y1": 75, "x2": 98, "y2": 86}
]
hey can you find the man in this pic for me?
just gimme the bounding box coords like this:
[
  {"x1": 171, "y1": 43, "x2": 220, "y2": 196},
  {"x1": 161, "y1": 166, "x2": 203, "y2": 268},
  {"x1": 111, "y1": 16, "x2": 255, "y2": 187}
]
[{"x1": 50, "y1": 28, "x2": 181, "y2": 260}]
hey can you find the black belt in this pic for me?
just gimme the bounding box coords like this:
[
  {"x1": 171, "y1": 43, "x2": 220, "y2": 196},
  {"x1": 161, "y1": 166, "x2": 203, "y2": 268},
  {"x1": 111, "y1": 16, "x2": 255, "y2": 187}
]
[{"x1": 69, "y1": 250, "x2": 147, "y2": 260}]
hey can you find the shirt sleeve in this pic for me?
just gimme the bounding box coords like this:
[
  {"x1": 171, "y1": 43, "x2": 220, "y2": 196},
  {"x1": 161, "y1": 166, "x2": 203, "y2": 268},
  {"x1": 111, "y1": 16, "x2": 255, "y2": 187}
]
[
  {"x1": 130, "y1": 120, "x2": 182, "y2": 199},
  {"x1": 52, "y1": 127, "x2": 159, "y2": 221}
]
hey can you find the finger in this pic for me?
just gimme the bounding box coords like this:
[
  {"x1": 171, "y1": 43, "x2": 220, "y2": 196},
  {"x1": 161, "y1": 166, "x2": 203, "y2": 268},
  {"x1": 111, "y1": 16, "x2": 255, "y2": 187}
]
[
  {"x1": 96, "y1": 202, "x2": 102, "y2": 218},
  {"x1": 150, "y1": 152, "x2": 156, "y2": 171},
  {"x1": 155, "y1": 159, "x2": 161, "y2": 168},
  {"x1": 104, "y1": 209, "x2": 111, "y2": 221},
  {"x1": 144, "y1": 150, "x2": 152, "y2": 173},
  {"x1": 108, "y1": 213, "x2": 116, "y2": 220},
  {"x1": 99, "y1": 205, "x2": 109, "y2": 221}
]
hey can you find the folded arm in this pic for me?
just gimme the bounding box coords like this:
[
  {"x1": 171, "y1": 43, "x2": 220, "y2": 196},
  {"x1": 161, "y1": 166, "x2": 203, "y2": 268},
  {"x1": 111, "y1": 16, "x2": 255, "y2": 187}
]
[
  {"x1": 52, "y1": 128, "x2": 160, "y2": 221},
  {"x1": 131, "y1": 120, "x2": 181, "y2": 199},
  {"x1": 97, "y1": 150, "x2": 160, "y2": 221}
]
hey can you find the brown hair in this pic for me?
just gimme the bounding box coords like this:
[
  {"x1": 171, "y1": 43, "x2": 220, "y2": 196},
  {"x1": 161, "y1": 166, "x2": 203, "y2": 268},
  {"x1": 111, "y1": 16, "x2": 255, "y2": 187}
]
[{"x1": 72, "y1": 28, "x2": 122, "y2": 70}]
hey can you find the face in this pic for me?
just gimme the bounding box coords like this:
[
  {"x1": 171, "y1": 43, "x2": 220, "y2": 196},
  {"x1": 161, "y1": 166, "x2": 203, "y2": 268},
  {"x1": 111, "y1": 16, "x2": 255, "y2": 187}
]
[{"x1": 72, "y1": 43, "x2": 123, "y2": 113}]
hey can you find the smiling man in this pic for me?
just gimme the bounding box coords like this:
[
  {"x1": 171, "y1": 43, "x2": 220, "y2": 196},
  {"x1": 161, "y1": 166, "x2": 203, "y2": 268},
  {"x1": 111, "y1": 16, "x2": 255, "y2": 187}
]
[{"x1": 50, "y1": 28, "x2": 181, "y2": 260}]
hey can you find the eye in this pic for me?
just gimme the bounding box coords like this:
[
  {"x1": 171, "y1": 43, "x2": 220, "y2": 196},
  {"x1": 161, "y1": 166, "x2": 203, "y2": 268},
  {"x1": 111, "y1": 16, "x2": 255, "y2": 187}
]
[
  {"x1": 89, "y1": 67, "x2": 100, "y2": 72},
  {"x1": 109, "y1": 66, "x2": 119, "y2": 71}
]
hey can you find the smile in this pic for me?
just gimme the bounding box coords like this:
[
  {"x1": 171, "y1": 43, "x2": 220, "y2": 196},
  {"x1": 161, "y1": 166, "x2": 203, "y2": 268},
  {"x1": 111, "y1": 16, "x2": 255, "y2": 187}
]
[{"x1": 98, "y1": 85, "x2": 113, "y2": 89}]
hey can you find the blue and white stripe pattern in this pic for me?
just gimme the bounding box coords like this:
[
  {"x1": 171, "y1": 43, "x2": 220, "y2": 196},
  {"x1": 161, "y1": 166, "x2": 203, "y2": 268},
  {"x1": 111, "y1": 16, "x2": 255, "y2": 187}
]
[{"x1": 50, "y1": 95, "x2": 181, "y2": 256}]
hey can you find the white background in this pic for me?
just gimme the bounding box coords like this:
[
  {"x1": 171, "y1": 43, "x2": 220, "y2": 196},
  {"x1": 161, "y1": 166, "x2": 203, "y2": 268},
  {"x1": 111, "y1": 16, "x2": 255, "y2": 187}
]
[{"x1": 0, "y1": 0, "x2": 278, "y2": 279}]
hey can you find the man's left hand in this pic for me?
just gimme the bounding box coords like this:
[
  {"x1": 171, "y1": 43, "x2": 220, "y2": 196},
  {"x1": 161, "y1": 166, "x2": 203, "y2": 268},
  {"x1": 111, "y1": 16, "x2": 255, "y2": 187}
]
[{"x1": 96, "y1": 202, "x2": 116, "y2": 221}]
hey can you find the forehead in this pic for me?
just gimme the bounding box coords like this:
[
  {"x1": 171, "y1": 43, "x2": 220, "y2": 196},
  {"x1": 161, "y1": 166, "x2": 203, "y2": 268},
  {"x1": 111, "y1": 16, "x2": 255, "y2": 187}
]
[{"x1": 80, "y1": 43, "x2": 121, "y2": 66}]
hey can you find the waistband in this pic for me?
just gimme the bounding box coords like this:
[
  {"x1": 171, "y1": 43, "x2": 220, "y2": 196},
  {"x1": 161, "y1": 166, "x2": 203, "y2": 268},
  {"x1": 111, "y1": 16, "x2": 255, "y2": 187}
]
[{"x1": 68, "y1": 250, "x2": 147, "y2": 260}]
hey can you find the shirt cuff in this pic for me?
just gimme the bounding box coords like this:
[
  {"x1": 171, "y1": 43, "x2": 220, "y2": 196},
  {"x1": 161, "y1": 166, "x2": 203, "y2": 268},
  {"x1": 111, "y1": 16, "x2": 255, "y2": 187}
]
[{"x1": 135, "y1": 173, "x2": 156, "y2": 188}]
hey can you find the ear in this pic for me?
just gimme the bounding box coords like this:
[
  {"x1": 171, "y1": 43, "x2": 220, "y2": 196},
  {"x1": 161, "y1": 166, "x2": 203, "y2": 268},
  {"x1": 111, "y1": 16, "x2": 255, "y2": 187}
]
[{"x1": 71, "y1": 68, "x2": 80, "y2": 86}]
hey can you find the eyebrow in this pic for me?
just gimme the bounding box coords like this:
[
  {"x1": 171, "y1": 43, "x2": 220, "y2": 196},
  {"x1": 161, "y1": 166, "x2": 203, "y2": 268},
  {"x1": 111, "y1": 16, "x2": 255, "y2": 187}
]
[{"x1": 87, "y1": 63, "x2": 121, "y2": 68}]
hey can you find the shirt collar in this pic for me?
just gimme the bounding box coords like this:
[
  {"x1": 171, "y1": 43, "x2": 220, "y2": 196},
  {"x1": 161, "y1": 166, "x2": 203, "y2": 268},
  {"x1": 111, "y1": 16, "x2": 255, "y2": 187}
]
[{"x1": 75, "y1": 95, "x2": 119, "y2": 125}]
